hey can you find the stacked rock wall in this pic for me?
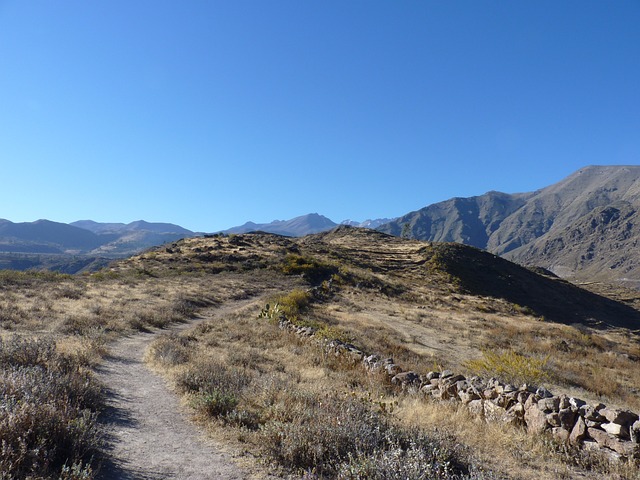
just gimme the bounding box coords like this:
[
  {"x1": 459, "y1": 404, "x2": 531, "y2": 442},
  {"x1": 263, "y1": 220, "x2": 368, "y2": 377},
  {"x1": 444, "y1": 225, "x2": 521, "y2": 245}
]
[{"x1": 277, "y1": 315, "x2": 640, "y2": 462}]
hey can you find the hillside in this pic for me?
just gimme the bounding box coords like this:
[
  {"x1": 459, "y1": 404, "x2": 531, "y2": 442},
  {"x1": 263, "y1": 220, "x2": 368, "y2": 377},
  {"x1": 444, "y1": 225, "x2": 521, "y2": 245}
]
[
  {"x1": 379, "y1": 165, "x2": 640, "y2": 285},
  {"x1": 2, "y1": 226, "x2": 640, "y2": 479}
]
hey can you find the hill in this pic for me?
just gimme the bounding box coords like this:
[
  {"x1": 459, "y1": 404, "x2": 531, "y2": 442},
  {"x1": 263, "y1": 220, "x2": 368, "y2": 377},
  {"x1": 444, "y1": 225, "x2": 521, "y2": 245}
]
[{"x1": 379, "y1": 165, "x2": 640, "y2": 284}]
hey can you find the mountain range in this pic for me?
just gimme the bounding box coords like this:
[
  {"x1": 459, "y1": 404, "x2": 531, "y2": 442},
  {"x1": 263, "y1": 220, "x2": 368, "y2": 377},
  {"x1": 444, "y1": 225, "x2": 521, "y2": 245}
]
[
  {"x1": 3, "y1": 165, "x2": 640, "y2": 285},
  {"x1": 0, "y1": 219, "x2": 193, "y2": 258},
  {"x1": 378, "y1": 165, "x2": 640, "y2": 285}
]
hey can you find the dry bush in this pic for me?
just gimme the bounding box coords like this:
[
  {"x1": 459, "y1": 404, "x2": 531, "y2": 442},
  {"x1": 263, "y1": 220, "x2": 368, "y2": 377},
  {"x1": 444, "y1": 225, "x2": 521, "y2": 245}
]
[
  {"x1": 464, "y1": 350, "x2": 550, "y2": 386},
  {"x1": 0, "y1": 336, "x2": 103, "y2": 479},
  {"x1": 147, "y1": 332, "x2": 194, "y2": 366}
]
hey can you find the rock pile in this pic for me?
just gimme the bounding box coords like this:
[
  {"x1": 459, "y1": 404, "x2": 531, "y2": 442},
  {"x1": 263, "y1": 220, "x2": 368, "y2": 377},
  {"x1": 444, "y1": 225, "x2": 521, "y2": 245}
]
[{"x1": 276, "y1": 315, "x2": 640, "y2": 461}]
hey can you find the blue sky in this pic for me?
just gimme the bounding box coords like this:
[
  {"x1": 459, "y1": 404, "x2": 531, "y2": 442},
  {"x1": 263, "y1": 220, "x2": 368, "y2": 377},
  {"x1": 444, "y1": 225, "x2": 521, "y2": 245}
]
[{"x1": 1, "y1": 1, "x2": 638, "y2": 232}]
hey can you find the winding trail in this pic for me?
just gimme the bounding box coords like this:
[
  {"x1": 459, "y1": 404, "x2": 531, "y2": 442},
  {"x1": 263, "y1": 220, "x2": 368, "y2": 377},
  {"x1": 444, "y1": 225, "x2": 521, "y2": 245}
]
[{"x1": 96, "y1": 301, "x2": 259, "y2": 480}]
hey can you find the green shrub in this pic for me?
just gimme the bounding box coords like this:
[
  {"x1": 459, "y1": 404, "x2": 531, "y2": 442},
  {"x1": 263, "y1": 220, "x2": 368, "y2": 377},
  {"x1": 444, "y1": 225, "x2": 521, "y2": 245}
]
[
  {"x1": 272, "y1": 289, "x2": 311, "y2": 321},
  {"x1": 278, "y1": 255, "x2": 338, "y2": 284},
  {"x1": 191, "y1": 390, "x2": 239, "y2": 417},
  {"x1": 465, "y1": 349, "x2": 549, "y2": 386}
]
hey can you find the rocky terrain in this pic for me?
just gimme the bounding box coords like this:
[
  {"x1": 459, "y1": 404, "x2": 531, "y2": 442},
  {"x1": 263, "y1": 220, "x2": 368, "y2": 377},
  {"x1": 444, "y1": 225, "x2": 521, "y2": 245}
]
[{"x1": 379, "y1": 165, "x2": 640, "y2": 285}]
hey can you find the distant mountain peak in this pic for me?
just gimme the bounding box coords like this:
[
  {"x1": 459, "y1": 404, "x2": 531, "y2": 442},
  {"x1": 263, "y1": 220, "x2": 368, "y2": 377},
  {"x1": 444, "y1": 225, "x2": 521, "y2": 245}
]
[{"x1": 222, "y1": 213, "x2": 337, "y2": 237}]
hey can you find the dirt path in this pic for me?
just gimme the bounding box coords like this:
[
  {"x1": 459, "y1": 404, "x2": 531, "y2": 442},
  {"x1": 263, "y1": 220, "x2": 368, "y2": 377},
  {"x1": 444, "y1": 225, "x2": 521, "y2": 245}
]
[{"x1": 96, "y1": 301, "x2": 261, "y2": 480}]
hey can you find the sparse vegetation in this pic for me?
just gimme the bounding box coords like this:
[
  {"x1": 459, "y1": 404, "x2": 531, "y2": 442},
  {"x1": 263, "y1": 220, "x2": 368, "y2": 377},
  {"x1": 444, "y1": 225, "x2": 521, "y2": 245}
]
[
  {"x1": 2, "y1": 230, "x2": 640, "y2": 478},
  {"x1": 147, "y1": 308, "x2": 501, "y2": 479}
]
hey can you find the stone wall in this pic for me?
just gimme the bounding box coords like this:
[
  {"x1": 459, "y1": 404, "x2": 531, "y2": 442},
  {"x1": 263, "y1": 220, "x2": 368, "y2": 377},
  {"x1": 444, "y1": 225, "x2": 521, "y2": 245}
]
[{"x1": 277, "y1": 315, "x2": 640, "y2": 462}]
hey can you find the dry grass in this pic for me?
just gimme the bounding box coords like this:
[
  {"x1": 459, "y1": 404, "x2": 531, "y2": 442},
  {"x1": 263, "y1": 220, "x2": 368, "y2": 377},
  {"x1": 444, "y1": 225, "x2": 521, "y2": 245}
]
[
  {"x1": 3, "y1": 230, "x2": 640, "y2": 478},
  {"x1": 147, "y1": 308, "x2": 500, "y2": 479},
  {"x1": 396, "y1": 396, "x2": 640, "y2": 480}
]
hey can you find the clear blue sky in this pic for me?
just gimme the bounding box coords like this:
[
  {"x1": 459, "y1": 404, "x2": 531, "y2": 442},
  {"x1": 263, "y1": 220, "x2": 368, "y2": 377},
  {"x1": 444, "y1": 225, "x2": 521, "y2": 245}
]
[{"x1": 1, "y1": 1, "x2": 638, "y2": 232}]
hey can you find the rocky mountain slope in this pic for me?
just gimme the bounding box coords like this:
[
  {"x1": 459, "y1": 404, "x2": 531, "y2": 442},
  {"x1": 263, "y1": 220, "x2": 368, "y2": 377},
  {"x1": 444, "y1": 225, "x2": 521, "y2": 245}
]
[{"x1": 379, "y1": 165, "x2": 640, "y2": 285}]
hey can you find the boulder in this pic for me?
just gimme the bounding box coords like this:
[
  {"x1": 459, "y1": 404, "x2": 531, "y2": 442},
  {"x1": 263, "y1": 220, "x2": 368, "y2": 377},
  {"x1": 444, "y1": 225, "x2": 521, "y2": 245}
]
[
  {"x1": 519, "y1": 383, "x2": 537, "y2": 393},
  {"x1": 425, "y1": 371, "x2": 440, "y2": 381},
  {"x1": 546, "y1": 412, "x2": 561, "y2": 428},
  {"x1": 558, "y1": 408, "x2": 577, "y2": 431},
  {"x1": 439, "y1": 381, "x2": 459, "y2": 398},
  {"x1": 587, "y1": 427, "x2": 639, "y2": 458},
  {"x1": 364, "y1": 354, "x2": 380, "y2": 366},
  {"x1": 391, "y1": 371, "x2": 420, "y2": 387},
  {"x1": 600, "y1": 408, "x2": 639, "y2": 426},
  {"x1": 421, "y1": 384, "x2": 438, "y2": 395},
  {"x1": 458, "y1": 389, "x2": 481, "y2": 404},
  {"x1": 495, "y1": 394, "x2": 516, "y2": 410},
  {"x1": 537, "y1": 396, "x2": 560, "y2": 413},
  {"x1": 525, "y1": 403, "x2": 549, "y2": 434},
  {"x1": 552, "y1": 427, "x2": 570, "y2": 443},
  {"x1": 632, "y1": 420, "x2": 640, "y2": 443},
  {"x1": 535, "y1": 386, "x2": 553, "y2": 399},
  {"x1": 484, "y1": 400, "x2": 510, "y2": 424},
  {"x1": 523, "y1": 393, "x2": 537, "y2": 410},
  {"x1": 517, "y1": 391, "x2": 532, "y2": 405},
  {"x1": 385, "y1": 364, "x2": 402, "y2": 376},
  {"x1": 569, "y1": 416, "x2": 587, "y2": 445},
  {"x1": 569, "y1": 397, "x2": 586, "y2": 411},
  {"x1": 441, "y1": 374, "x2": 466, "y2": 384},
  {"x1": 601, "y1": 422, "x2": 630, "y2": 440},
  {"x1": 347, "y1": 349, "x2": 364, "y2": 361},
  {"x1": 483, "y1": 388, "x2": 499, "y2": 400},
  {"x1": 507, "y1": 403, "x2": 525, "y2": 424},
  {"x1": 455, "y1": 380, "x2": 469, "y2": 392},
  {"x1": 581, "y1": 403, "x2": 606, "y2": 421}
]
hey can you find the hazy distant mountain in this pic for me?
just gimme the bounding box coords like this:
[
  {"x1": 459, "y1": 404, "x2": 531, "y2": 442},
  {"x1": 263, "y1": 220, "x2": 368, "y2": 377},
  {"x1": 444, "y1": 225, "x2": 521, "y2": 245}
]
[
  {"x1": 0, "y1": 219, "x2": 194, "y2": 263},
  {"x1": 0, "y1": 219, "x2": 105, "y2": 253},
  {"x1": 340, "y1": 218, "x2": 396, "y2": 229},
  {"x1": 378, "y1": 165, "x2": 640, "y2": 284},
  {"x1": 222, "y1": 213, "x2": 337, "y2": 237},
  {"x1": 71, "y1": 220, "x2": 193, "y2": 235}
]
